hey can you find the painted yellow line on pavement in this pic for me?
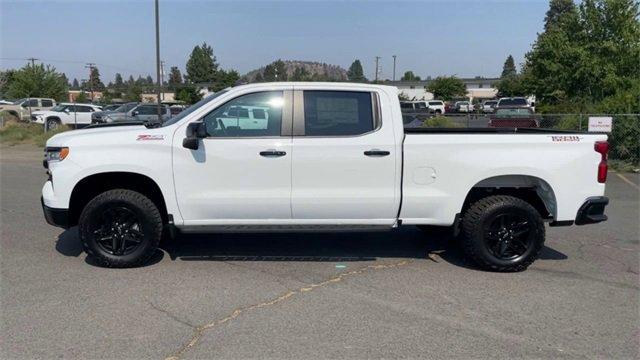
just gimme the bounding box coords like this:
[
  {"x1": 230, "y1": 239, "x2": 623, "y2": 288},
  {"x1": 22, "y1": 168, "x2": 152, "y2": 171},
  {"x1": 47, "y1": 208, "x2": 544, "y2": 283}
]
[{"x1": 615, "y1": 172, "x2": 640, "y2": 190}]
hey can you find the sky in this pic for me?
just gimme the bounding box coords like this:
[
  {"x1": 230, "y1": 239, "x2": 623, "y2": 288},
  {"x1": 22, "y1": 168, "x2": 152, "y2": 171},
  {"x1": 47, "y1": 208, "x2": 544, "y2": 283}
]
[{"x1": 1, "y1": 0, "x2": 550, "y2": 83}]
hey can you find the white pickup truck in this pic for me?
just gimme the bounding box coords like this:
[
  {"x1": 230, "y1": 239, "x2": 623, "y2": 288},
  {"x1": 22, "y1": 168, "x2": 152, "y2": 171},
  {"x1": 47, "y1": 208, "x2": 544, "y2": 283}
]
[{"x1": 41, "y1": 82, "x2": 609, "y2": 271}]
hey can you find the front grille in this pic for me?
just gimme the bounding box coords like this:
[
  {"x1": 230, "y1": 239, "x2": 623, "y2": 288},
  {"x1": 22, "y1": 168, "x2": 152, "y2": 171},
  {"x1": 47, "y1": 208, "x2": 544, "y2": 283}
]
[{"x1": 31, "y1": 115, "x2": 37, "y2": 121}]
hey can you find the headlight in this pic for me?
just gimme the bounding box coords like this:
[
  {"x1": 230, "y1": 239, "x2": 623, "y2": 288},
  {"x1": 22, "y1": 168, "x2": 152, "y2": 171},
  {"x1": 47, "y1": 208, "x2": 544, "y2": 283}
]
[
  {"x1": 103, "y1": 116, "x2": 113, "y2": 123},
  {"x1": 45, "y1": 147, "x2": 69, "y2": 162}
]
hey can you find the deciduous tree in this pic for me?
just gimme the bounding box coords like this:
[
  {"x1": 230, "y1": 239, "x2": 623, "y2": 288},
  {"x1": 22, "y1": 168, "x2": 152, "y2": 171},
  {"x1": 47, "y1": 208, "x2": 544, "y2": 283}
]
[{"x1": 426, "y1": 76, "x2": 466, "y2": 100}]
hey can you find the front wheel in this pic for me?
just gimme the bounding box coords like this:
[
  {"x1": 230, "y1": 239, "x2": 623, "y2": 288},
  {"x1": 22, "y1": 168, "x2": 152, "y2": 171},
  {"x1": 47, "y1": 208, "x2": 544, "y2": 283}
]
[
  {"x1": 46, "y1": 118, "x2": 60, "y2": 130},
  {"x1": 461, "y1": 195, "x2": 544, "y2": 272},
  {"x1": 79, "y1": 189, "x2": 163, "y2": 268}
]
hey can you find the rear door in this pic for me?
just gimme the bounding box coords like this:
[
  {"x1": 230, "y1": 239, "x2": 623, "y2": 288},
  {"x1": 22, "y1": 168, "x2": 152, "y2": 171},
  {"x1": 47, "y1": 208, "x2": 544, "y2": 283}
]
[
  {"x1": 75, "y1": 105, "x2": 94, "y2": 124},
  {"x1": 290, "y1": 88, "x2": 398, "y2": 224}
]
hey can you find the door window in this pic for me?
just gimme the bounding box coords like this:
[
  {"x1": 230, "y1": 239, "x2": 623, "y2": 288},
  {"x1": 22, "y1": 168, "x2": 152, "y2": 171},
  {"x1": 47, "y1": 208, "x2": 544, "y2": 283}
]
[
  {"x1": 136, "y1": 105, "x2": 157, "y2": 115},
  {"x1": 303, "y1": 91, "x2": 374, "y2": 136},
  {"x1": 41, "y1": 99, "x2": 54, "y2": 107},
  {"x1": 76, "y1": 106, "x2": 94, "y2": 112},
  {"x1": 202, "y1": 91, "x2": 283, "y2": 137}
]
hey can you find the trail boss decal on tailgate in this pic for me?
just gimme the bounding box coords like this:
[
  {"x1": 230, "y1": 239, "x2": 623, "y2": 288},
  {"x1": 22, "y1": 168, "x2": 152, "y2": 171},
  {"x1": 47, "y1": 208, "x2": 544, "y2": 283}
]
[
  {"x1": 549, "y1": 135, "x2": 582, "y2": 142},
  {"x1": 137, "y1": 134, "x2": 164, "y2": 141}
]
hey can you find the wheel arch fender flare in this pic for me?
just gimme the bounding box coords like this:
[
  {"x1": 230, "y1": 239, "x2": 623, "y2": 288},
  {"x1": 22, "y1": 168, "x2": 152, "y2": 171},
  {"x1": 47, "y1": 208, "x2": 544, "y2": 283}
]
[{"x1": 461, "y1": 174, "x2": 558, "y2": 220}]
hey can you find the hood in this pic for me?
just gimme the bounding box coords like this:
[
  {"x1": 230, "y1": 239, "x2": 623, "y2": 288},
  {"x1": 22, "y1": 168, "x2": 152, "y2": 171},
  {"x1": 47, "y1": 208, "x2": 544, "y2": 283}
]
[{"x1": 46, "y1": 124, "x2": 150, "y2": 148}]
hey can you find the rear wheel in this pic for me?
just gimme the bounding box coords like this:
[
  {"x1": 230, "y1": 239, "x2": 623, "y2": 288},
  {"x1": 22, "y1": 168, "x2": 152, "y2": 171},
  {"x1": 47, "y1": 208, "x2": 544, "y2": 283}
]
[
  {"x1": 79, "y1": 189, "x2": 163, "y2": 268},
  {"x1": 461, "y1": 195, "x2": 544, "y2": 272}
]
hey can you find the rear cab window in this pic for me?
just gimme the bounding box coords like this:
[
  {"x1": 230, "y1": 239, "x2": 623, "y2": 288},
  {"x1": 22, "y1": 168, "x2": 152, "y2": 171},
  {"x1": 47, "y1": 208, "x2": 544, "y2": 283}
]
[
  {"x1": 499, "y1": 98, "x2": 527, "y2": 106},
  {"x1": 302, "y1": 91, "x2": 375, "y2": 136}
]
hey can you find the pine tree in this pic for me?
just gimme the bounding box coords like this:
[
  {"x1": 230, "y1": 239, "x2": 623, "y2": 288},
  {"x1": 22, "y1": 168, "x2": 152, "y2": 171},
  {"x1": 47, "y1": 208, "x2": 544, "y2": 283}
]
[
  {"x1": 88, "y1": 66, "x2": 105, "y2": 91},
  {"x1": 72, "y1": 78, "x2": 79, "y2": 89},
  {"x1": 185, "y1": 42, "x2": 219, "y2": 85},
  {"x1": 501, "y1": 55, "x2": 517, "y2": 78},
  {"x1": 168, "y1": 66, "x2": 183, "y2": 90},
  {"x1": 347, "y1": 59, "x2": 367, "y2": 82}
]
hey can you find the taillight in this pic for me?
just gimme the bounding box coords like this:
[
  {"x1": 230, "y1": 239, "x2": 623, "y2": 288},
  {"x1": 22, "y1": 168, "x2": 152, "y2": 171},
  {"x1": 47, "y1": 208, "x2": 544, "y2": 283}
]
[{"x1": 594, "y1": 141, "x2": 609, "y2": 183}]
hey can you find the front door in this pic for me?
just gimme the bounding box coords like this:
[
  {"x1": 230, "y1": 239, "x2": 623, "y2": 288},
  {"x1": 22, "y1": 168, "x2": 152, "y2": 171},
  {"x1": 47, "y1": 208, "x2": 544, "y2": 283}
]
[
  {"x1": 173, "y1": 90, "x2": 293, "y2": 225},
  {"x1": 290, "y1": 89, "x2": 399, "y2": 224}
]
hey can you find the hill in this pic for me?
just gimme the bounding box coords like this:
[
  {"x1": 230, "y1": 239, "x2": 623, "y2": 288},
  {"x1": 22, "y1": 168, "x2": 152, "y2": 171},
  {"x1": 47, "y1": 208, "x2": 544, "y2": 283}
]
[{"x1": 241, "y1": 60, "x2": 348, "y2": 82}]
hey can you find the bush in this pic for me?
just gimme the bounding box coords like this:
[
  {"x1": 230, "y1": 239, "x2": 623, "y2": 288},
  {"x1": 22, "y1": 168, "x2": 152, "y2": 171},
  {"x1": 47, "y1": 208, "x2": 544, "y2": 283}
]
[
  {"x1": 422, "y1": 116, "x2": 461, "y2": 128},
  {"x1": 0, "y1": 122, "x2": 70, "y2": 146}
]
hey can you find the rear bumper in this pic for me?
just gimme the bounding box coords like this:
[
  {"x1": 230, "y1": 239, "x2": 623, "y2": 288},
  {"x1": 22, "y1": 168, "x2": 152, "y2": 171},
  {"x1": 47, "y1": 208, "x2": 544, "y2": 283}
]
[
  {"x1": 575, "y1": 196, "x2": 609, "y2": 225},
  {"x1": 41, "y1": 197, "x2": 69, "y2": 229}
]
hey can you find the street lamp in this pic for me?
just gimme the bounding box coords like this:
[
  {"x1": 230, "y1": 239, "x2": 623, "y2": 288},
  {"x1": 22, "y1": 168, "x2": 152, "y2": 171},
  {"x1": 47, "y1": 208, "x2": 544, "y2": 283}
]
[{"x1": 154, "y1": 0, "x2": 162, "y2": 122}]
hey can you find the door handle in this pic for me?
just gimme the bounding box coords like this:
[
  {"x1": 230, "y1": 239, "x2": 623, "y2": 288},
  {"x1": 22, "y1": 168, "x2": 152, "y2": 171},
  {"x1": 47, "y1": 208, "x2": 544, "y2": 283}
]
[
  {"x1": 364, "y1": 149, "x2": 390, "y2": 157},
  {"x1": 259, "y1": 150, "x2": 286, "y2": 157}
]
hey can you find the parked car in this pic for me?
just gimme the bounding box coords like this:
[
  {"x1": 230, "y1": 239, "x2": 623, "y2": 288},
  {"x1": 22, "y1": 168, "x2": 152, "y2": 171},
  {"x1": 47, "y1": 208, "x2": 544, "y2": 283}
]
[
  {"x1": 426, "y1": 100, "x2": 445, "y2": 114},
  {"x1": 444, "y1": 102, "x2": 456, "y2": 113},
  {"x1": 0, "y1": 99, "x2": 13, "y2": 105},
  {"x1": 31, "y1": 103, "x2": 102, "y2": 129},
  {"x1": 496, "y1": 97, "x2": 531, "y2": 110},
  {"x1": 488, "y1": 107, "x2": 539, "y2": 128},
  {"x1": 93, "y1": 103, "x2": 171, "y2": 124},
  {"x1": 91, "y1": 102, "x2": 138, "y2": 124},
  {"x1": 481, "y1": 100, "x2": 498, "y2": 113},
  {"x1": 454, "y1": 101, "x2": 473, "y2": 113},
  {"x1": 169, "y1": 104, "x2": 187, "y2": 116},
  {"x1": 400, "y1": 101, "x2": 430, "y2": 113},
  {"x1": 0, "y1": 98, "x2": 56, "y2": 121},
  {"x1": 42, "y1": 82, "x2": 609, "y2": 272}
]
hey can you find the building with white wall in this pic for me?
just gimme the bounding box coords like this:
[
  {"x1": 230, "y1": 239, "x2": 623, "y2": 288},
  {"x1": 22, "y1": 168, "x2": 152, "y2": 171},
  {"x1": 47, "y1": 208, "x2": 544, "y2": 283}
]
[{"x1": 389, "y1": 77, "x2": 499, "y2": 102}]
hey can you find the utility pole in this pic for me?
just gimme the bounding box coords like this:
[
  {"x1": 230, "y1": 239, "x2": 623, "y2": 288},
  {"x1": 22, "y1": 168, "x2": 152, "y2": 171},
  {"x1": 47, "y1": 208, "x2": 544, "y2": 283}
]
[
  {"x1": 160, "y1": 60, "x2": 165, "y2": 101},
  {"x1": 374, "y1": 56, "x2": 380, "y2": 82},
  {"x1": 85, "y1": 63, "x2": 96, "y2": 102},
  {"x1": 392, "y1": 55, "x2": 397, "y2": 81},
  {"x1": 26, "y1": 57, "x2": 38, "y2": 67},
  {"x1": 154, "y1": 0, "x2": 163, "y2": 122}
]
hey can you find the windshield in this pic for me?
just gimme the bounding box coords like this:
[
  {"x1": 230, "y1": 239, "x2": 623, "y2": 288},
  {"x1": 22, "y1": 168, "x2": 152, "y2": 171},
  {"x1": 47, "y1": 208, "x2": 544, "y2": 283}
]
[
  {"x1": 12, "y1": 98, "x2": 26, "y2": 105},
  {"x1": 162, "y1": 90, "x2": 229, "y2": 127},
  {"x1": 114, "y1": 103, "x2": 137, "y2": 112},
  {"x1": 495, "y1": 108, "x2": 533, "y2": 116},
  {"x1": 50, "y1": 104, "x2": 68, "y2": 112}
]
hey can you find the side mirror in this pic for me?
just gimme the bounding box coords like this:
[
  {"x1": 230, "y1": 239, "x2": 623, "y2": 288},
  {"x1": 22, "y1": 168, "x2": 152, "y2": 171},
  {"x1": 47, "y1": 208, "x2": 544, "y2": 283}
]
[
  {"x1": 182, "y1": 122, "x2": 207, "y2": 150},
  {"x1": 131, "y1": 110, "x2": 139, "y2": 116}
]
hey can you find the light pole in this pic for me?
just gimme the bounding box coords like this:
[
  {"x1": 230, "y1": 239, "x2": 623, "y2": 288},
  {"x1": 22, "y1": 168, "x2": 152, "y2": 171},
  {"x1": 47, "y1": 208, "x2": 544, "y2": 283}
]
[
  {"x1": 154, "y1": 0, "x2": 162, "y2": 122},
  {"x1": 374, "y1": 56, "x2": 380, "y2": 82},
  {"x1": 392, "y1": 55, "x2": 397, "y2": 81}
]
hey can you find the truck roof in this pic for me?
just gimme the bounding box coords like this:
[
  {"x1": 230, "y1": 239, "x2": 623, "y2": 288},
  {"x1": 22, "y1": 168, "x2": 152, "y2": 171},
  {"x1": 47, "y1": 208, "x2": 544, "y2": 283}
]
[{"x1": 233, "y1": 82, "x2": 399, "y2": 92}]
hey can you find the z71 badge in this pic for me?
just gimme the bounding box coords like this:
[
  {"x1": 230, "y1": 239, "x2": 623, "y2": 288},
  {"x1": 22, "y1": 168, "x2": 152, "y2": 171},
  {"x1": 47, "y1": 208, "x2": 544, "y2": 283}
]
[{"x1": 137, "y1": 134, "x2": 164, "y2": 141}]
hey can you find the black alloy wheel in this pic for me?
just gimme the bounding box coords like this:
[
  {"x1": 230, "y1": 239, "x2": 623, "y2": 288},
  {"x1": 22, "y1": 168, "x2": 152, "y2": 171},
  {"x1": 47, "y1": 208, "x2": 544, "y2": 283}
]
[
  {"x1": 483, "y1": 213, "x2": 534, "y2": 260},
  {"x1": 92, "y1": 207, "x2": 145, "y2": 256}
]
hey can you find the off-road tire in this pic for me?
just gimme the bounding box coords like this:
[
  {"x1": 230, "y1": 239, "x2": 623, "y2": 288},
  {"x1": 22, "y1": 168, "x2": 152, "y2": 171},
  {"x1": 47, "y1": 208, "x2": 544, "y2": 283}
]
[
  {"x1": 462, "y1": 195, "x2": 544, "y2": 272},
  {"x1": 79, "y1": 189, "x2": 163, "y2": 268}
]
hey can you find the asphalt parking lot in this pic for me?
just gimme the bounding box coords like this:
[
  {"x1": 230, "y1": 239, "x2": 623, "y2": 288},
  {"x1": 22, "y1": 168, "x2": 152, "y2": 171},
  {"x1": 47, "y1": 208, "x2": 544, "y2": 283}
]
[{"x1": 1, "y1": 143, "x2": 638, "y2": 359}]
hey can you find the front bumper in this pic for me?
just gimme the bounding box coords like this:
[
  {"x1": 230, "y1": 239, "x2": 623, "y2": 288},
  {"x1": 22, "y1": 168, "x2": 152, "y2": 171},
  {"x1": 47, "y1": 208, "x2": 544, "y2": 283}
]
[
  {"x1": 41, "y1": 197, "x2": 69, "y2": 229},
  {"x1": 575, "y1": 196, "x2": 609, "y2": 225}
]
